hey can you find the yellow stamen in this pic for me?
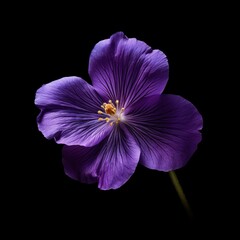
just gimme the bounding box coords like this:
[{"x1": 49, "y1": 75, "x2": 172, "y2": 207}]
[
  {"x1": 97, "y1": 99, "x2": 125, "y2": 126},
  {"x1": 104, "y1": 103, "x2": 116, "y2": 115}
]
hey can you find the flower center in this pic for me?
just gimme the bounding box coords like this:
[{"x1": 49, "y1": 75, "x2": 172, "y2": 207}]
[{"x1": 98, "y1": 100, "x2": 124, "y2": 126}]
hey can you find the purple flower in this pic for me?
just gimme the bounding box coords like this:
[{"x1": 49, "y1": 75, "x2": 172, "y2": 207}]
[{"x1": 35, "y1": 32, "x2": 203, "y2": 190}]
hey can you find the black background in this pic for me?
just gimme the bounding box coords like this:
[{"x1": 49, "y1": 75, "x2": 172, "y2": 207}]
[{"x1": 13, "y1": 3, "x2": 234, "y2": 236}]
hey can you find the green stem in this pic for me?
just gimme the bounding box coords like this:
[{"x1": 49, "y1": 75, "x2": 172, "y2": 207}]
[{"x1": 169, "y1": 171, "x2": 193, "y2": 218}]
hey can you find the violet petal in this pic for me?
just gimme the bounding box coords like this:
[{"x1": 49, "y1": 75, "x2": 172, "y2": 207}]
[
  {"x1": 89, "y1": 32, "x2": 169, "y2": 108},
  {"x1": 126, "y1": 94, "x2": 203, "y2": 171},
  {"x1": 35, "y1": 76, "x2": 112, "y2": 147}
]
